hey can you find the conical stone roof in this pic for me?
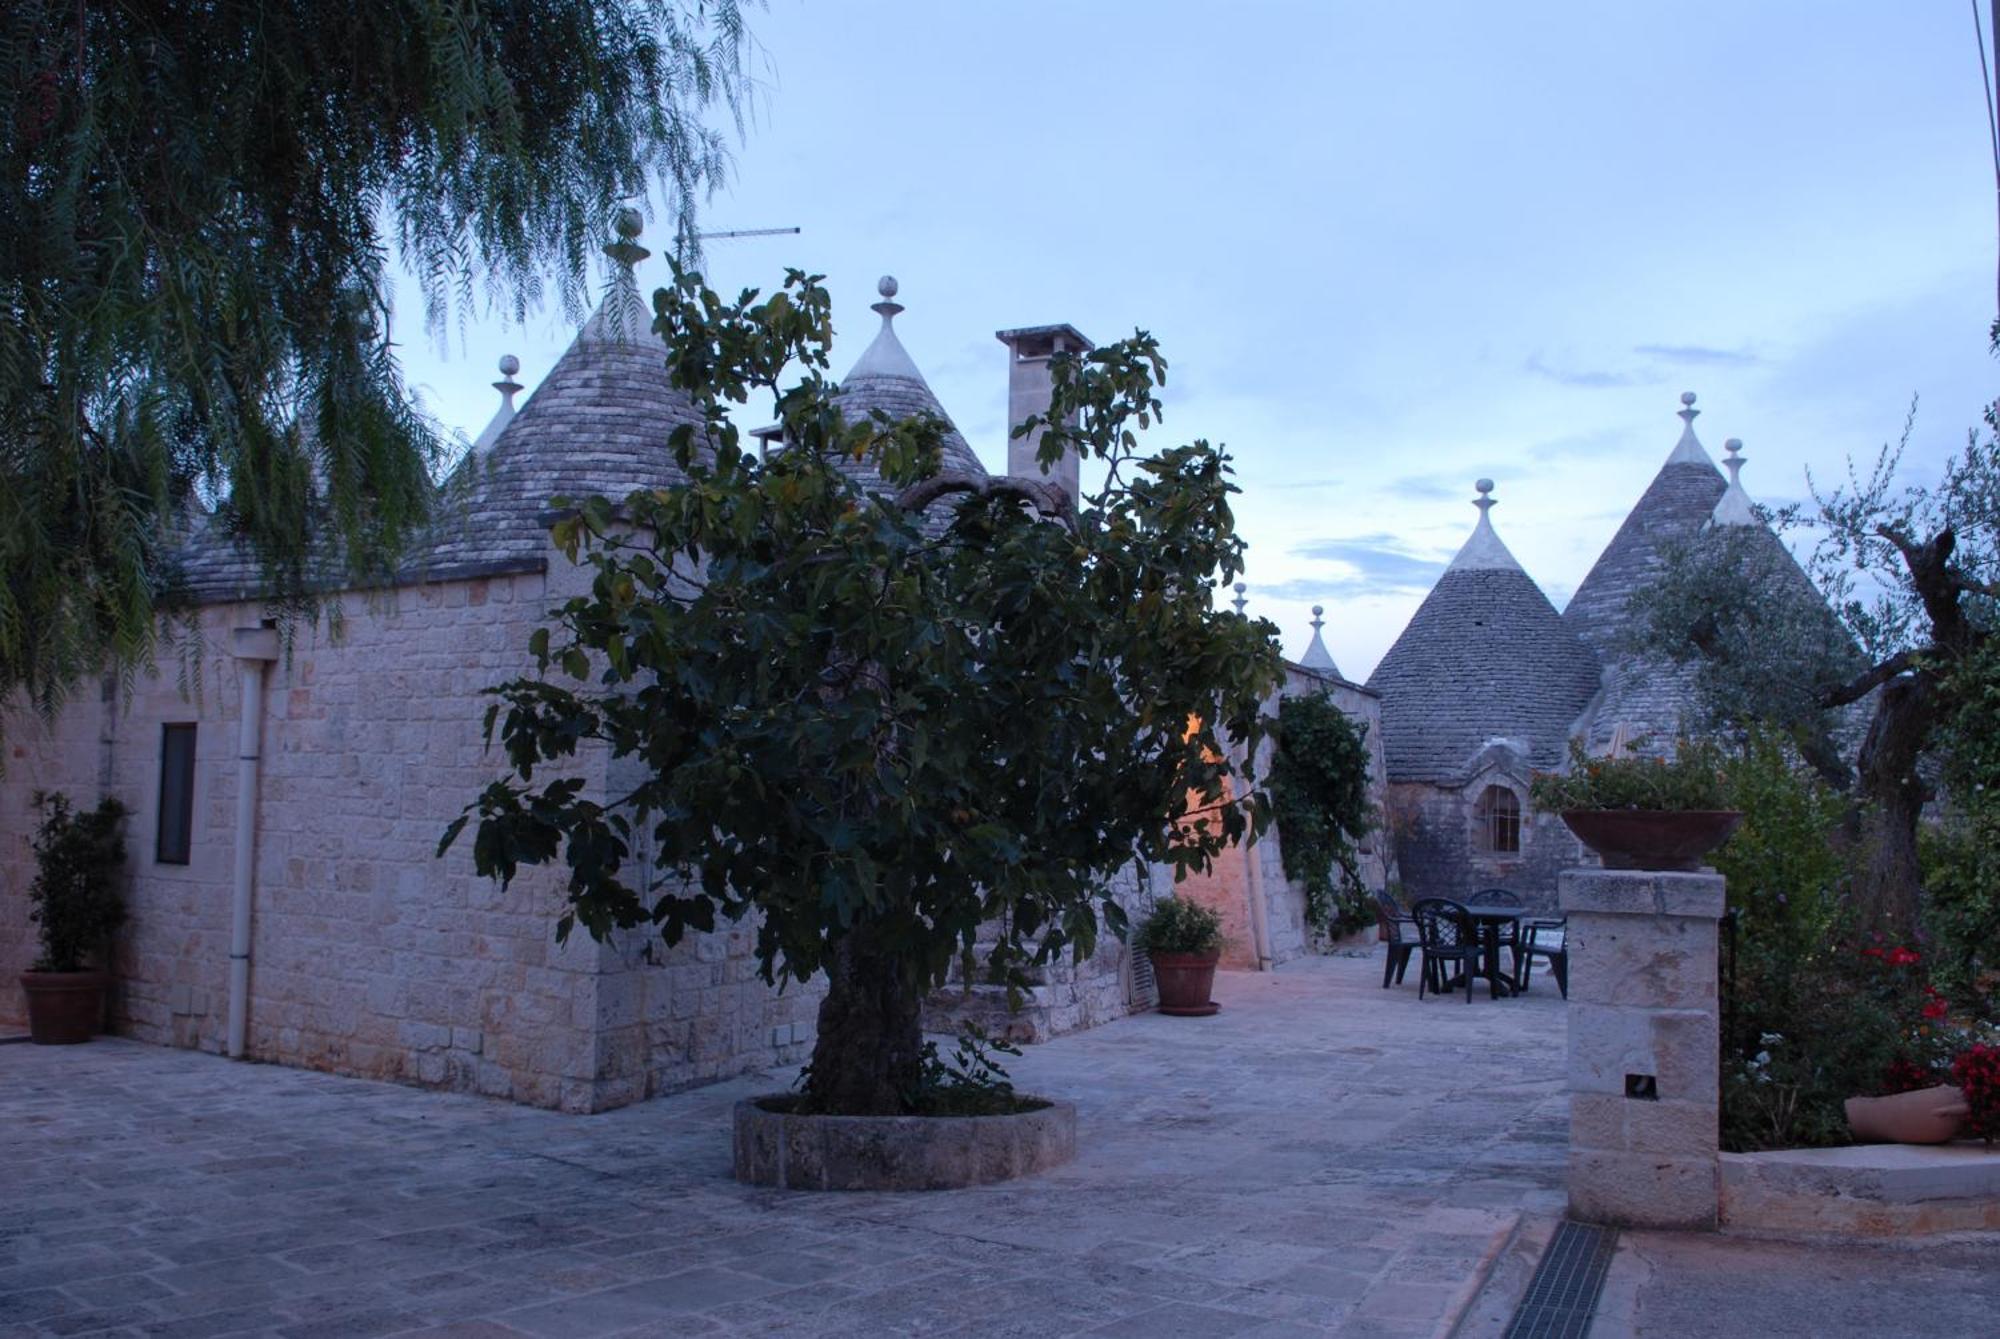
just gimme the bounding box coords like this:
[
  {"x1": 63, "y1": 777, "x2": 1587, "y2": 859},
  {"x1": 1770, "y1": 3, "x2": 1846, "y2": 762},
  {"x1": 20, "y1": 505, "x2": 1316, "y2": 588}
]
[
  {"x1": 1563, "y1": 393, "x2": 1727, "y2": 657},
  {"x1": 1563, "y1": 394, "x2": 1728, "y2": 751},
  {"x1": 423, "y1": 252, "x2": 706, "y2": 577},
  {"x1": 1298, "y1": 606, "x2": 1340, "y2": 676},
  {"x1": 835, "y1": 277, "x2": 985, "y2": 480},
  {"x1": 825, "y1": 277, "x2": 984, "y2": 539},
  {"x1": 1366, "y1": 482, "x2": 1601, "y2": 782}
]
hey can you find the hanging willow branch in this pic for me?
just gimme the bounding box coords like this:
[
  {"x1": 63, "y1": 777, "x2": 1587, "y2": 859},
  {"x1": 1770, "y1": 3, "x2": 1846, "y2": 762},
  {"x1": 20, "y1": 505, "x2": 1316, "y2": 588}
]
[{"x1": 0, "y1": 0, "x2": 753, "y2": 714}]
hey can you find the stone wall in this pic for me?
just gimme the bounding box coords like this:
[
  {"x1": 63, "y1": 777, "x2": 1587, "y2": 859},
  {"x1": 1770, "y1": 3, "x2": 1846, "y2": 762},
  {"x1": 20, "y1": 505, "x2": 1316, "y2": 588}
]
[
  {"x1": 1, "y1": 573, "x2": 825, "y2": 1110},
  {"x1": 1386, "y1": 782, "x2": 1584, "y2": 912}
]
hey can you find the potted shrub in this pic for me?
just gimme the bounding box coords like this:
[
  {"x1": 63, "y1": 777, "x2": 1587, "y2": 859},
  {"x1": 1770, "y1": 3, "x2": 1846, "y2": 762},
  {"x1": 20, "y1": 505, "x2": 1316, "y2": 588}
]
[
  {"x1": 1529, "y1": 737, "x2": 1740, "y2": 871},
  {"x1": 1137, "y1": 896, "x2": 1225, "y2": 1017},
  {"x1": 20, "y1": 792, "x2": 130, "y2": 1044}
]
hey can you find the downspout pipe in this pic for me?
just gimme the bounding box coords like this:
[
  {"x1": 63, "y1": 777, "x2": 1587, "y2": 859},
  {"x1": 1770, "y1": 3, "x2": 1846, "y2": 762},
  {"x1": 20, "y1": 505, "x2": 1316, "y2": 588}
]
[
  {"x1": 227, "y1": 627, "x2": 280, "y2": 1058},
  {"x1": 1236, "y1": 736, "x2": 1275, "y2": 972}
]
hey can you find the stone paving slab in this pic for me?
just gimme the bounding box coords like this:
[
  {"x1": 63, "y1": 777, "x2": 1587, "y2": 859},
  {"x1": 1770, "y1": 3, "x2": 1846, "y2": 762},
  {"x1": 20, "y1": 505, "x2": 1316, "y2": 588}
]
[{"x1": 0, "y1": 952, "x2": 1567, "y2": 1337}]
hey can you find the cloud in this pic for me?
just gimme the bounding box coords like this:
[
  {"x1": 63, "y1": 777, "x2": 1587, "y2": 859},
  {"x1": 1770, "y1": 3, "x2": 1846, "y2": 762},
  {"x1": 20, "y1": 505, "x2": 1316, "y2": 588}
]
[
  {"x1": 1384, "y1": 474, "x2": 1463, "y2": 501},
  {"x1": 1632, "y1": 343, "x2": 1763, "y2": 367},
  {"x1": 1287, "y1": 535, "x2": 1450, "y2": 595},
  {"x1": 1524, "y1": 354, "x2": 1661, "y2": 389},
  {"x1": 1526, "y1": 427, "x2": 1628, "y2": 463}
]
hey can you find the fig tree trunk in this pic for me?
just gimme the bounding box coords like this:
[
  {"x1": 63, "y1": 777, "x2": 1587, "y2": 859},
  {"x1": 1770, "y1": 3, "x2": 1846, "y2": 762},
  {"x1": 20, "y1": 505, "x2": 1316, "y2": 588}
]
[{"x1": 804, "y1": 923, "x2": 925, "y2": 1115}]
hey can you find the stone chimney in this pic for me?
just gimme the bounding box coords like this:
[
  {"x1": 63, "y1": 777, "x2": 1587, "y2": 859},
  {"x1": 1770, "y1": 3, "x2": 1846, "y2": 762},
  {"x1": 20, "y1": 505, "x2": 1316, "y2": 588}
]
[{"x1": 996, "y1": 323, "x2": 1093, "y2": 506}]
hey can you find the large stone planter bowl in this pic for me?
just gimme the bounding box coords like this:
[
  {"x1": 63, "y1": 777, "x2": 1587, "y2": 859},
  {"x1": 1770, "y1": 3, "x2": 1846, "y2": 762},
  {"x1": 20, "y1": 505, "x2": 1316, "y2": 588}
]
[
  {"x1": 733, "y1": 1096, "x2": 1077, "y2": 1190},
  {"x1": 20, "y1": 970, "x2": 108, "y2": 1044},
  {"x1": 1846, "y1": 1085, "x2": 1971, "y2": 1145},
  {"x1": 1560, "y1": 810, "x2": 1742, "y2": 872}
]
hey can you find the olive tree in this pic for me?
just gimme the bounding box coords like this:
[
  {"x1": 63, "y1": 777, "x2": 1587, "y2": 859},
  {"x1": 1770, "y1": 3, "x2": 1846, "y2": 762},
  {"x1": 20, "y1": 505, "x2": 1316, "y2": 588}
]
[
  {"x1": 445, "y1": 269, "x2": 1284, "y2": 1114},
  {"x1": 1634, "y1": 409, "x2": 2000, "y2": 937}
]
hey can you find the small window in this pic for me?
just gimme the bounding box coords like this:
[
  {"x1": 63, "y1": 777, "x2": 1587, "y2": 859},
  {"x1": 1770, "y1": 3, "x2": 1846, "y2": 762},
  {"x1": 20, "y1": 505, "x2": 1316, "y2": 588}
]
[
  {"x1": 1478, "y1": 785, "x2": 1521, "y2": 855},
  {"x1": 157, "y1": 724, "x2": 196, "y2": 864}
]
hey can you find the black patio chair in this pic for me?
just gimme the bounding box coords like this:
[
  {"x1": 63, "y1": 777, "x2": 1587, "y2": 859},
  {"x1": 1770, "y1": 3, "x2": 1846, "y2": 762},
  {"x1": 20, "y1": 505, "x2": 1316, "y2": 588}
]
[
  {"x1": 1516, "y1": 917, "x2": 1569, "y2": 998},
  {"x1": 1409, "y1": 898, "x2": 1477, "y2": 1004},
  {"x1": 1374, "y1": 890, "x2": 1419, "y2": 988},
  {"x1": 1467, "y1": 887, "x2": 1526, "y2": 978}
]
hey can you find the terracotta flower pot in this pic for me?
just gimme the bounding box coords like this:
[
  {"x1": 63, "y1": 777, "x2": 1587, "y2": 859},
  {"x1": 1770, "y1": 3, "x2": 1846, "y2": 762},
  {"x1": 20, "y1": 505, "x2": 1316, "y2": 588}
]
[
  {"x1": 1845, "y1": 1085, "x2": 1970, "y2": 1145},
  {"x1": 20, "y1": 970, "x2": 109, "y2": 1045},
  {"x1": 1150, "y1": 951, "x2": 1220, "y2": 1017},
  {"x1": 1560, "y1": 810, "x2": 1743, "y2": 872}
]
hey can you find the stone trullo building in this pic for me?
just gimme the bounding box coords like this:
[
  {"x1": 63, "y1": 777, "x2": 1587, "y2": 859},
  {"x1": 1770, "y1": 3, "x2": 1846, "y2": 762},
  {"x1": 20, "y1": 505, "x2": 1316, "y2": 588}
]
[
  {"x1": 0, "y1": 225, "x2": 1376, "y2": 1107},
  {"x1": 1366, "y1": 393, "x2": 1837, "y2": 909}
]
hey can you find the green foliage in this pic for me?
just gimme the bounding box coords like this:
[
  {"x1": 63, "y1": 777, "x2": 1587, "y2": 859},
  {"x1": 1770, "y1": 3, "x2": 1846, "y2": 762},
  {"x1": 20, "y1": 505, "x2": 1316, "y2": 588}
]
[
  {"x1": 446, "y1": 267, "x2": 1285, "y2": 1114},
  {"x1": 1527, "y1": 736, "x2": 1730, "y2": 812},
  {"x1": 1920, "y1": 809, "x2": 2000, "y2": 1016},
  {"x1": 0, "y1": 0, "x2": 751, "y2": 715},
  {"x1": 1267, "y1": 692, "x2": 1375, "y2": 938},
  {"x1": 27, "y1": 792, "x2": 129, "y2": 973},
  {"x1": 1134, "y1": 896, "x2": 1225, "y2": 957},
  {"x1": 914, "y1": 1023, "x2": 1035, "y2": 1117},
  {"x1": 1708, "y1": 736, "x2": 1988, "y2": 1150}
]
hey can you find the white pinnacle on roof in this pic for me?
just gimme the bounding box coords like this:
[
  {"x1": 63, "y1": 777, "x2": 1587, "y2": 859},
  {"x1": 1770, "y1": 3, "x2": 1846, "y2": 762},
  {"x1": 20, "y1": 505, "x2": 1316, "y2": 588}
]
[
  {"x1": 1710, "y1": 438, "x2": 1758, "y2": 527},
  {"x1": 468, "y1": 354, "x2": 523, "y2": 459},
  {"x1": 577, "y1": 207, "x2": 652, "y2": 345},
  {"x1": 1299, "y1": 604, "x2": 1341, "y2": 674},
  {"x1": 1232, "y1": 581, "x2": 1249, "y2": 616},
  {"x1": 1664, "y1": 391, "x2": 1714, "y2": 467},
  {"x1": 1444, "y1": 479, "x2": 1524, "y2": 573},
  {"x1": 843, "y1": 275, "x2": 928, "y2": 383}
]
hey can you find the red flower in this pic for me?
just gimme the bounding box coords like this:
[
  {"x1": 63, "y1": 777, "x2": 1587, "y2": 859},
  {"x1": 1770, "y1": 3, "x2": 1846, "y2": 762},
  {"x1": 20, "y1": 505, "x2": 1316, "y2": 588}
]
[
  {"x1": 1860, "y1": 946, "x2": 1885, "y2": 959},
  {"x1": 1887, "y1": 946, "x2": 1921, "y2": 967},
  {"x1": 1922, "y1": 997, "x2": 1949, "y2": 1021}
]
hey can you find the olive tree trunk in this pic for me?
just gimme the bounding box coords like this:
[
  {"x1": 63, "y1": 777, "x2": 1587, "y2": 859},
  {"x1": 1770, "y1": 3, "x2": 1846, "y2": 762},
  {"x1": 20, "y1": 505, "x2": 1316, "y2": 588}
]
[
  {"x1": 1849, "y1": 671, "x2": 1932, "y2": 942},
  {"x1": 804, "y1": 923, "x2": 925, "y2": 1115}
]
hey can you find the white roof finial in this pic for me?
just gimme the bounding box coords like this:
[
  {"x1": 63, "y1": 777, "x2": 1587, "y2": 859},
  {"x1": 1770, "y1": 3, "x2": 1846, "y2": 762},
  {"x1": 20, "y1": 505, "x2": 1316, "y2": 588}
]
[
  {"x1": 1444, "y1": 477, "x2": 1523, "y2": 573},
  {"x1": 606, "y1": 207, "x2": 650, "y2": 269},
  {"x1": 1232, "y1": 581, "x2": 1248, "y2": 616},
  {"x1": 1299, "y1": 603, "x2": 1340, "y2": 674},
  {"x1": 1711, "y1": 437, "x2": 1758, "y2": 527},
  {"x1": 494, "y1": 355, "x2": 522, "y2": 413},
  {"x1": 873, "y1": 275, "x2": 904, "y2": 321},
  {"x1": 470, "y1": 354, "x2": 525, "y2": 459},
  {"x1": 1665, "y1": 390, "x2": 1714, "y2": 467},
  {"x1": 844, "y1": 273, "x2": 926, "y2": 382},
  {"x1": 1473, "y1": 477, "x2": 1496, "y2": 519}
]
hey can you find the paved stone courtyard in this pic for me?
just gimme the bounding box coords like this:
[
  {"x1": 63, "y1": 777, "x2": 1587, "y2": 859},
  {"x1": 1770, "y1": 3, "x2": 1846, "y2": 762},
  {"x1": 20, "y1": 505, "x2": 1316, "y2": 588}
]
[{"x1": 1, "y1": 953, "x2": 1568, "y2": 1338}]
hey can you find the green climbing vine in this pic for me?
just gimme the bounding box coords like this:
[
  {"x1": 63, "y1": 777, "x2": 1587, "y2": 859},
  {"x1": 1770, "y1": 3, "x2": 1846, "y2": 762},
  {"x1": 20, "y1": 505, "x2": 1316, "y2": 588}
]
[{"x1": 1268, "y1": 692, "x2": 1376, "y2": 939}]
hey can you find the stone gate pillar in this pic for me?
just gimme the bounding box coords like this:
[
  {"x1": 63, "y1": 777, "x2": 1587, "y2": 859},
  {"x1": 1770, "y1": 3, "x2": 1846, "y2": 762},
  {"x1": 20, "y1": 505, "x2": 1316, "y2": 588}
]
[{"x1": 1560, "y1": 867, "x2": 1725, "y2": 1230}]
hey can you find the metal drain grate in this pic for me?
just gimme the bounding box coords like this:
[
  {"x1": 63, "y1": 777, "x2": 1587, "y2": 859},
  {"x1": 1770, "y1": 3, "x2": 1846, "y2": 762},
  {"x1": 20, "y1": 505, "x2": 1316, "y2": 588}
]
[{"x1": 1503, "y1": 1219, "x2": 1618, "y2": 1339}]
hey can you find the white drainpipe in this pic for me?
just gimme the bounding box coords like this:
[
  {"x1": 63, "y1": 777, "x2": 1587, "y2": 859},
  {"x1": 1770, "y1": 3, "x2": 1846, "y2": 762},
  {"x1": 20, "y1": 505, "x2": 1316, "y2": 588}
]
[
  {"x1": 1238, "y1": 739, "x2": 1274, "y2": 972},
  {"x1": 227, "y1": 627, "x2": 280, "y2": 1058}
]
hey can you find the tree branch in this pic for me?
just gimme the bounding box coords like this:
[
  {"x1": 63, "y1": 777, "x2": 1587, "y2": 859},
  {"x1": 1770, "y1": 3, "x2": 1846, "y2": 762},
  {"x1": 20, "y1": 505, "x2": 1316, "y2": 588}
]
[
  {"x1": 895, "y1": 472, "x2": 1077, "y2": 532},
  {"x1": 1818, "y1": 649, "x2": 1919, "y2": 709}
]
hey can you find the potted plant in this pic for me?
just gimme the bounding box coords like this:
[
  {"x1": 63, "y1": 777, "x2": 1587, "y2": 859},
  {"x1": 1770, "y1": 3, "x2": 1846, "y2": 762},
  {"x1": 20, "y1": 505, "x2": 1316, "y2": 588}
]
[
  {"x1": 1137, "y1": 896, "x2": 1225, "y2": 1017},
  {"x1": 1529, "y1": 737, "x2": 1740, "y2": 871},
  {"x1": 20, "y1": 792, "x2": 129, "y2": 1044}
]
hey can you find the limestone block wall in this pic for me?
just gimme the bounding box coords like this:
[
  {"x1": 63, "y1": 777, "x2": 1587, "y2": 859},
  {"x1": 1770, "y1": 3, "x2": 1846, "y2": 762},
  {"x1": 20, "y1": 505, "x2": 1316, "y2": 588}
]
[
  {"x1": 0, "y1": 686, "x2": 108, "y2": 1023},
  {"x1": 1387, "y1": 783, "x2": 1583, "y2": 911},
  {"x1": 1230, "y1": 666, "x2": 1392, "y2": 964},
  {"x1": 1, "y1": 569, "x2": 838, "y2": 1111}
]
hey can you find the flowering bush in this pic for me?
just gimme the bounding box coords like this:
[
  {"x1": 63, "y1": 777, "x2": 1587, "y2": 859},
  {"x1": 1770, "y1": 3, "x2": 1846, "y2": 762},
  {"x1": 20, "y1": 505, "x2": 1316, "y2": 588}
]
[
  {"x1": 1953, "y1": 1043, "x2": 2000, "y2": 1142},
  {"x1": 1528, "y1": 737, "x2": 1729, "y2": 812}
]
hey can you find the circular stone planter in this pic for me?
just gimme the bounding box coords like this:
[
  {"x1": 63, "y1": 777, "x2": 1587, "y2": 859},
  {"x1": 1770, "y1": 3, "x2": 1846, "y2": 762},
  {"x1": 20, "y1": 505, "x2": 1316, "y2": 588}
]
[{"x1": 732, "y1": 1095, "x2": 1077, "y2": 1191}]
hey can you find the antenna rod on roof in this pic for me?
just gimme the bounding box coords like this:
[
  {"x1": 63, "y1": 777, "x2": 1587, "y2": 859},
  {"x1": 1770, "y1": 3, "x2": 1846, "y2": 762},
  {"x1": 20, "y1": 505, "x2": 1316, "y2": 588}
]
[{"x1": 695, "y1": 227, "x2": 803, "y2": 241}]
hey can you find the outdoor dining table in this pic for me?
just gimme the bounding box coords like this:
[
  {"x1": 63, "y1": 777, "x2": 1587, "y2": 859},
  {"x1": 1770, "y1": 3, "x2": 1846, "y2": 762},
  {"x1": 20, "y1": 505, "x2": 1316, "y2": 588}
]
[{"x1": 1456, "y1": 905, "x2": 1528, "y2": 999}]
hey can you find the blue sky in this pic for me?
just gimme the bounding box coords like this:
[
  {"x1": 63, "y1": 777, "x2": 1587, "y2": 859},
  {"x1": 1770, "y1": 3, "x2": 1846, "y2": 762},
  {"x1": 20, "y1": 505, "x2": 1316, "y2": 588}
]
[{"x1": 395, "y1": 2, "x2": 1998, "y2": 681}]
